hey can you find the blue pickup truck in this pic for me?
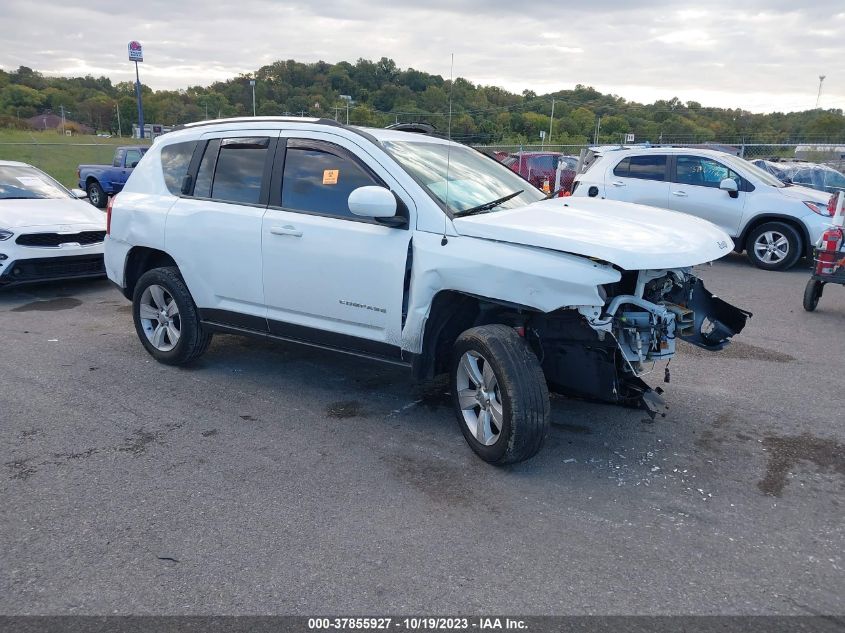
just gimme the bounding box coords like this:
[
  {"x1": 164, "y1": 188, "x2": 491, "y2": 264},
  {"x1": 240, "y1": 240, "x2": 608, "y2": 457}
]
[{"x1": 77, "y1": 145, "x2": 148, "y2": 208}]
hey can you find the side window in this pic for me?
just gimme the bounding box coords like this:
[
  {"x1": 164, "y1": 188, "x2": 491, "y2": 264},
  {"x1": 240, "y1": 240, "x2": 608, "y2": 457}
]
[
  {"x1": 125, "y1": 149, "x2": 142, "y2": 168},
  {"x1": 613, "y1": 157, "x2": 631, "y2": 177},
  {"x1": 530, "y1": 156, "x2": 556, "y2": 171},
  {"x1": 675, "y1": 156, "x2": 742, "y2": 189},
  {"x1": 627, "y1": 155, "x2": 667, "y2": 181},
  {"x1": 113, "y1": 149, "x2": 125, "y2": 168},
  {"x1": 160, "y1": 141, "x2": 197, "y2": 195},
  {"x1": 281, "y1": 140, "x2": 381, "y2": 218},
  {"x1": 209, "y1": 137, "x2": 270, "y2": 204}
]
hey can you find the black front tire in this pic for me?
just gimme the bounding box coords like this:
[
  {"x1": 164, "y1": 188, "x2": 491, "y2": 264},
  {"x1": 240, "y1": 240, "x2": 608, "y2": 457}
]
[
  {"x1": 745, "y1": 222, "x2": 802, "y2": 271},
  {"x1": 803, "y1": 279, "x2": 824, "y2": 312},
  {"x1": 87, "y1": 181, "x2": 107, "y2": 208},
  {"x1": 132, "y1": 267, "x2": 212, "y2": 365},
  {"x1": 451, "y1": 325, "x2": 550, "y2": 465}
]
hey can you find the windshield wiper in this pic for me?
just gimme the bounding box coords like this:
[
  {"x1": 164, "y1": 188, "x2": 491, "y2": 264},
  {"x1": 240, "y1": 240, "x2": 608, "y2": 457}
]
[{"x1": 454, "y1": 190, "x2": 523, "y2": 217}]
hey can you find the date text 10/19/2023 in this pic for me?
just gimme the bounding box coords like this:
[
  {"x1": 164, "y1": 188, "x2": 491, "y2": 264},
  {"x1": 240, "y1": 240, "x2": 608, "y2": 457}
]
[{"x1": 307, "y1": 617, "x2": 529, "y2": 630}]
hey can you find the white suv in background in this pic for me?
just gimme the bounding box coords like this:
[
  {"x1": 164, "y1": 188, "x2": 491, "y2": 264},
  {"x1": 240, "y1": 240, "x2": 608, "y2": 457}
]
[{"x1": 571, "y1": 147, "x2": 834, "y2": 271}]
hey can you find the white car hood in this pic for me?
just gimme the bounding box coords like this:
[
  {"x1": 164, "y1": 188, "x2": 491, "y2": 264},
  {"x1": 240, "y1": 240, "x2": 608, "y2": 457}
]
[
  {"x1": 776, "y1": 184, "x2": 831, "y2": 203},
  {"x1": 0, "y1": 198, "x2": 105, "y2": 230},
  {"x1": 452, "y1": 197, "x2": 734, "y2": 270}
]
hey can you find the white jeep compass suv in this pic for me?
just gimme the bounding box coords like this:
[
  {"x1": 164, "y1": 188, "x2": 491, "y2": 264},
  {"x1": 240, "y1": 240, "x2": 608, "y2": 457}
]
[
  {"x1": 571, "y1": 147, "x2": 834, "y2": 271},
  {"x1": 105, "y1": 118, "x2": 749, "y2": 464}
]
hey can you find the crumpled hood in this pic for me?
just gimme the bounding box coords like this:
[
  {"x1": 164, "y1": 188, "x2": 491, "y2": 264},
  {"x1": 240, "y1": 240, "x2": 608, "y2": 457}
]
[
  {"x1": 0, "y1": 198, "x2": 105, "y2": 230},
  {"x1": 452, "y1": 197, "x2": 734, "y2": 270}
]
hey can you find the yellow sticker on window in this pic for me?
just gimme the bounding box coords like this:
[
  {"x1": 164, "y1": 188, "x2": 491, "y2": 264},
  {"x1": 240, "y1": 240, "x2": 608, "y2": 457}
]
[{"x1": 323, "y1": 169, "x2": 339, "y2": 185}]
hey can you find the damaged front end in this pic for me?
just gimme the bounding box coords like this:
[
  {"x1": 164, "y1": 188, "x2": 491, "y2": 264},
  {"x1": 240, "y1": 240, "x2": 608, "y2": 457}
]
[{"x1": 531, "y1": 269, "x2": 751, "y2": 418}]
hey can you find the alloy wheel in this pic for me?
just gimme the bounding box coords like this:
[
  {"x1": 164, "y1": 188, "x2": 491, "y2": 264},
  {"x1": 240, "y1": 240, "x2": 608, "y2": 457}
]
[
  {"x1": 753, "y1": 230, "x2": 790, "y2": 264},
  {"x1": 138, "y1": 284, "x2": 181, "y2": 352},
  {"x1": 455, "y1": 350, "x2": 504, "y2": 446}
]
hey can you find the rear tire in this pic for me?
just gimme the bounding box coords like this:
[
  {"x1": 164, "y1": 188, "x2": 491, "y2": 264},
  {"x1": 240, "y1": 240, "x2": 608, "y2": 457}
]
[
  {"x1": 746, "y1": 222, "x2": 802, "y2": 271},
  {"x1": 451, "y1": 325, "x2": 550, "y2": 465},
  {"x1": 803, "y1": 279, "x2": 823, "y2": 312},
  {"x1": 132, "y1": 267, "x2": 212, "y2": 365},
  {"x1": 87, "y1": 181, "x2": 107, "y2": 209}
]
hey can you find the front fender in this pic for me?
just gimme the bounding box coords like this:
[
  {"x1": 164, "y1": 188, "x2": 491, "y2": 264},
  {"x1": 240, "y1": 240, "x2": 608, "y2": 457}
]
[{"x1": 401, "y1": 232, "x2": 621, "y2": 353}]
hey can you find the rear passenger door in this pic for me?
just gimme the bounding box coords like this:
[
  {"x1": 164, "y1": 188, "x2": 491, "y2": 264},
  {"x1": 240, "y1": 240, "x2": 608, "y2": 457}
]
[
  {"x1": 606, "y1": 154, "x2": 670, "y2": 208},
  {"x1": 166, "y1": 131, "x2": 278, "y2": 325},
  {"x1": 261, "y1": 133, "x2": 413, "y2": 358},
  {"x1": 668, "y1": 155, "x2": 747, "y2": 236}
]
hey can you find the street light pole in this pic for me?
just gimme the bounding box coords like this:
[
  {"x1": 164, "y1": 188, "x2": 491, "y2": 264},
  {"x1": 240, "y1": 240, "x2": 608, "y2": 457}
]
[
  {"x1": 115, "y1": 102, "x2": 122, "y2": 137},
  {"x1": 250, "y1": 79, "x2": 256, "y2": 116}
]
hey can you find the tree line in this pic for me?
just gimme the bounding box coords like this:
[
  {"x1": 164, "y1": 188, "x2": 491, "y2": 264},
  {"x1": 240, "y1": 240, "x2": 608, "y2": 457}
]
[{"x1": 1, "y1": 59, "x2": 844, "y2": 144}]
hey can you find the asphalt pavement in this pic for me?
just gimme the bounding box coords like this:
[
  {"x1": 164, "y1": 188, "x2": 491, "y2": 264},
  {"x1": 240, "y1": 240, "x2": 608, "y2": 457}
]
[{"x1": 1, "y1": 253, "x2": 843, "y2": 615}]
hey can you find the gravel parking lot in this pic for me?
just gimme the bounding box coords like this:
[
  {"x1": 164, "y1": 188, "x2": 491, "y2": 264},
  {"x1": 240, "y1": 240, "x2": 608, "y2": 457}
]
[{"x1": 1, "y1": 254, "x2": 843, "y2": 615}]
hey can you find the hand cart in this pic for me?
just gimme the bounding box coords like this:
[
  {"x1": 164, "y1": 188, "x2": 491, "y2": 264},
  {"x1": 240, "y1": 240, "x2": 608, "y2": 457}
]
[{"x1": 804, "y1": 193, "x2": 845, "y2": 312}]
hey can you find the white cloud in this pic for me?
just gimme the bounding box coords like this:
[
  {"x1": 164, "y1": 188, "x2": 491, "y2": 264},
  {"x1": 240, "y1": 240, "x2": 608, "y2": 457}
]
[{"x1": 0, "y1": 0, "x2": 842, "y2": 113}]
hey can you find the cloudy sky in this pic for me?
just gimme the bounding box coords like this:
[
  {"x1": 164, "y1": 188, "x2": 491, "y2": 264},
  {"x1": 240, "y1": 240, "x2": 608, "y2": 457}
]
[{"x1": 1, "y1": 0, "x2": 843, "y2": 113}]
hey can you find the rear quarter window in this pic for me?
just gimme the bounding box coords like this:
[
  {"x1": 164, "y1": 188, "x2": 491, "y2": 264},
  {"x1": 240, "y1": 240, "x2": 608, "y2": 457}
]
[
  {"x1": 614, "y1": 155, "x2": 667, "y2": 181},
  {"x1": 160, "y1": 141, "x2": 198, "y2": 195}
]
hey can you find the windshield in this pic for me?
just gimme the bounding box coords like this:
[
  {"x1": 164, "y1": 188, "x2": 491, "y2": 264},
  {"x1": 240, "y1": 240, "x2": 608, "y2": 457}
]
[
  {"x1": 0, "y1": 165, "x2": 70, "y2": 200},
  {"x1": 383, "y1": 141, "x2": 545, "y2": 214},
  {"x1": 728, "y1": 156, "x2": 787, "y2": 188}
]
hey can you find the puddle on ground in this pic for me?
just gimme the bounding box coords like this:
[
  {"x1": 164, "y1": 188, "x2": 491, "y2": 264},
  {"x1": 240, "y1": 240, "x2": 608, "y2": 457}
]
[
  {"x1": 552, "y1": 422, "x2": 593, "y2": 435},
  {"x1": 413, "y1": 376, "x2": 451, "y2": 409},
  {"x1": 11, "y1": 297, "x2": 82, "y2": 312},
  {"x1": 758, "y1": 433, "x2": 845, "y2": 496},
  {"x1": 326, "y1": 400, "x2": 363, "y2": 419},
  {"x1": 678, "y1": 340, "x2": 795, "y2": 363}
]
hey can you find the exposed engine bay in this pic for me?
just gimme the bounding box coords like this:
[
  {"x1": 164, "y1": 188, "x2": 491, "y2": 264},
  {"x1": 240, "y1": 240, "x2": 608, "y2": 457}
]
[{"x1": 526, "y1": 269, "x2": 751, "y2": 417}]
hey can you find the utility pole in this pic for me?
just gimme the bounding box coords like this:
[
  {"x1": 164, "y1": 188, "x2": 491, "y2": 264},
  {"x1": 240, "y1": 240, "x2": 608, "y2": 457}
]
[
  {"x1": 250, "y1": 79, "x2": 256, "y2": 116},
  {"x1": 816, "y1": 75, "x2": 826, "y2": 109},
  {"x1": 594, "y1": 116, "x2": 602, "y2": 145},
  {"x1": 59, "y1": 104, "x2": 66, "y2": 134},
  {"x1": 339, "y1": 95, "x2": 352, "y2": 125},
  {"x1": 115, "y1": 102, "x2": 122, "y2": 137},
  {"x1": 548, "y1": 97, "x2": 555, "y2": 146}
]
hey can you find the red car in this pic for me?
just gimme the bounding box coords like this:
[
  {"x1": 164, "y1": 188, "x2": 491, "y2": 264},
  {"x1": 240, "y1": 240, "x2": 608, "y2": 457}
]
[{"x1": 501, "y1": 152, "x2": 578, "y2": 194}]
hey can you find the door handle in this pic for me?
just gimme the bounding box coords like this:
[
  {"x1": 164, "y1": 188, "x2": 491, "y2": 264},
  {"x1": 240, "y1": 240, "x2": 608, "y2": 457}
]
[
  {"x1": 671, "y1": 190, "x2": 688, "y2": 197},
  {"x1": 270, "y1": 225, "x2": 302, "y2": 237},
  {"x1": 611, "y1": 180, "x2": 626, "y2": 187}
]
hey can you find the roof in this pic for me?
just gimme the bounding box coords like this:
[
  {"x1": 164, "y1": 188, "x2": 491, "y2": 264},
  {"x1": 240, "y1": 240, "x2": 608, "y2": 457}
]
[
  {"x1": 167, "y1": 117, "x2": 460, "y2": 147},
  {"x1": 595, "y1": 146, "x2": 738, "y2": 158},
  {"x1": 508, "y1": 151, "x2": 564, "y2": 156}
]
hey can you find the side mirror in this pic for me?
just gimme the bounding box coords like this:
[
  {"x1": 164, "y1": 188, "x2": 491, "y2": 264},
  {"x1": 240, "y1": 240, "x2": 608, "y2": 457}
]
[
  {"x1": 348, "y1": 186, "x2": 397, "y2": 218},
  {"x1": 720, "y1": 178, "x2": 739, "y2": 198},
  {"x1": 130, "y1": 161, "x2": 139, "y2": 168},
  {"x1": 70, "y1": 188, "x2": 88, "y2": 199}
]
